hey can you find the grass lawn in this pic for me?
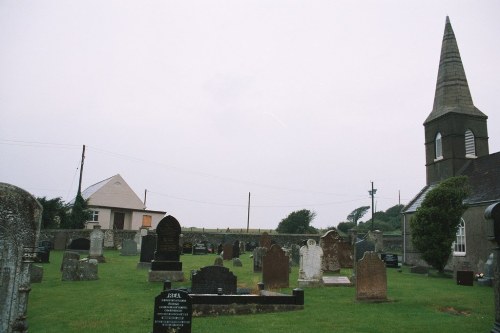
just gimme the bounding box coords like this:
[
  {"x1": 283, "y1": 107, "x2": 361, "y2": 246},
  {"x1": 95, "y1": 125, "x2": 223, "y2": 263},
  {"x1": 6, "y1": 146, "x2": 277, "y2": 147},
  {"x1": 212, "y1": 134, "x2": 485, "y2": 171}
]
[{"x1": 28, "y1": 250, "x2": 494, "y2": 333}]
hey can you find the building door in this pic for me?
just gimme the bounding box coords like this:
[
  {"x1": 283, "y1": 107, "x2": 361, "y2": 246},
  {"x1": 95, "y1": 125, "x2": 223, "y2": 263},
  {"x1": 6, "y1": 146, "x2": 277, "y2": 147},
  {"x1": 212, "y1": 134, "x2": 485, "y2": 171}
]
[{"x1": 113, "y1": 212, "x2": 125, "y2": 230}]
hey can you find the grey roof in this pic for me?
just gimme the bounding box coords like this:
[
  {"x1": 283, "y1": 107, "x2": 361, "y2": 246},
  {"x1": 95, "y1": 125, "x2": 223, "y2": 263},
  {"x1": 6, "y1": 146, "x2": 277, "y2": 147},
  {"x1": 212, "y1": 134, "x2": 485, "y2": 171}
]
[{"x1": 402, "y1": 184, "x2": 437, "y2": 213}]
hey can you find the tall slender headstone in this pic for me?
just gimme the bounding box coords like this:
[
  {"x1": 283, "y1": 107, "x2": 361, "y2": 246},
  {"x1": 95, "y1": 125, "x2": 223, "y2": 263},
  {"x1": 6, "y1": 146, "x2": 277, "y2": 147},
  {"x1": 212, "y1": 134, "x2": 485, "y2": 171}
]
[
  {"x1": 262, "y1": 244, "x2": 289, "y2": 289},
  {"x1": 137, "y1": 234, "x2": 156, "y2": 269},
  {"x1": 89, "y1": 225, "x2": 105, "y2": 262},
  {"x1": 320, "y1": 229, "x2": 342, "y2": 273},
  {"x1": 356, "y1": 251, "x2": 387, "y2": 301},
  {"x1": 0, "y1": 183, "x2": 42, "y2": 333},
  {"x1": 253, "y1": 247, "x2": 267, "y2": 272},
  {"x1": 149, "y1": 215, "x2": 184, "y2": 282}
]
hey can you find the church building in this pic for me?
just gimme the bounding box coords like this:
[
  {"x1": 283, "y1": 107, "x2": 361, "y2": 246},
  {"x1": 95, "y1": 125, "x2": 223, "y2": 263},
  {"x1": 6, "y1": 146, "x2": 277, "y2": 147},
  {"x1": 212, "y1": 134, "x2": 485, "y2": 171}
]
[{"x1": 402, "y1": 17, "x2": 500, "y2": 272}]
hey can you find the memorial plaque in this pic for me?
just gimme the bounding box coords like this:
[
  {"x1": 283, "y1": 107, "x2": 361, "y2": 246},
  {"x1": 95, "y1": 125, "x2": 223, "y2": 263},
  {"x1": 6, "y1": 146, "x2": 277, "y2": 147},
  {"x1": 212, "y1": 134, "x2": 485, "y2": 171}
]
[
  {"x1": 153, "y1": 289, "x2": 192, "y2": 333},
  {"x1": 192, "y1": 243, "x2": 208, "y2": 255},
  {"x1": 191, "y1": 266, "x2": 237, "y2": 295}
]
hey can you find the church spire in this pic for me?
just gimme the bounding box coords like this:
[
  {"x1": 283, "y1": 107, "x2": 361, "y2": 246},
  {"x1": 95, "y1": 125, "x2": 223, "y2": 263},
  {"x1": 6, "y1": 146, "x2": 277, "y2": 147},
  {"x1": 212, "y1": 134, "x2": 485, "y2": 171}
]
[{"x1": 424, "y1": 16, "x2": 486, "y2": 124}]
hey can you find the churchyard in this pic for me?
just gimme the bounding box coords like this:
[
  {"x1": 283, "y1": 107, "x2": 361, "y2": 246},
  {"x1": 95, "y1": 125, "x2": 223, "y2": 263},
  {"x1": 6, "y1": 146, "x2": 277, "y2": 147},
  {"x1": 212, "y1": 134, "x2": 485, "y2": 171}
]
[{"x1": 27, "y1": 250, "x2": 493, "y2": 333}]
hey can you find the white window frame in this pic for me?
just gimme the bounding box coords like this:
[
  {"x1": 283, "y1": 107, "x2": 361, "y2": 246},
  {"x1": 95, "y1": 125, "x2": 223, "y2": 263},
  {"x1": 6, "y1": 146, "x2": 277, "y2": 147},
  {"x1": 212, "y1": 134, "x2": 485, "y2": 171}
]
[
  {"x1": 465, "y1": 129, "x2": 476, "y2": 158},
  {"x1": 90, "y1": 210, "x2": 99, "y2": 222},
  {"x1": 453, "y1": 218, "x2": 466, "y2": 256},
  {"x1": 434, "y1": 132, "x2": 443, "y2": 161}
]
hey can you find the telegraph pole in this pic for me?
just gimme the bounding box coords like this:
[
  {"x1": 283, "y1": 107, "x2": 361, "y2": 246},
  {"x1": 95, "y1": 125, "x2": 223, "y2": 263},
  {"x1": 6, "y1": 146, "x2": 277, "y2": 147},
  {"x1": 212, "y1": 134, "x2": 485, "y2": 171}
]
[
  {"x1": 77, "y1": 145, "x2": 86, "y2": 195},
  {"x1": 246, "y1": 192, "x2": 251, "y2": 233},
  {"x1": 368, "y1": 181, "x2": 377, "y2": 231}
]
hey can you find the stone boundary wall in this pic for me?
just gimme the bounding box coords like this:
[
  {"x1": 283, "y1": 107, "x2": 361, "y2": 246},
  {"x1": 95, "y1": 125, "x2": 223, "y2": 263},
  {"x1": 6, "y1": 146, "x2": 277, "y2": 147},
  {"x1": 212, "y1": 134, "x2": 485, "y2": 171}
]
[{"x1": 39, "y1": 229, "x2": 402, "y2": 252}]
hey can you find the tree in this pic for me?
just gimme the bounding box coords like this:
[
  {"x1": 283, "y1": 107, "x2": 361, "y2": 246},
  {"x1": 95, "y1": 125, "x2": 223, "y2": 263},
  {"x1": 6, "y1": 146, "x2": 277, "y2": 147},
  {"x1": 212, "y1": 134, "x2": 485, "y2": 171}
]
[
  {"x1": 337, "y1": 221, "x2": 356, "y2": 233},
  {"x1": 276, "y1": 209, "x2": 317, "y2": 234},
  {"x1": 347, "y1": 206, "x2": 370, "y2": 225},
  {"x1": 37, "y1": 196, "x2": 69, "y2": 229},
  {"x1": 64, "y1": 193, "x2": 91, "y2": 229},
  {"x1": 410, "y1": 176, "x2": 469, "y2": 272}
]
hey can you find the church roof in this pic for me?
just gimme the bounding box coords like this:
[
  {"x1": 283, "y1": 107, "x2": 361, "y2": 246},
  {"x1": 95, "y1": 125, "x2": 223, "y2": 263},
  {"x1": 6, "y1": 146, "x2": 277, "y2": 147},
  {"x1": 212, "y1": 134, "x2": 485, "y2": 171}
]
[{"x1": 424, "y1": 16, "x2": 487, "y2": 124}]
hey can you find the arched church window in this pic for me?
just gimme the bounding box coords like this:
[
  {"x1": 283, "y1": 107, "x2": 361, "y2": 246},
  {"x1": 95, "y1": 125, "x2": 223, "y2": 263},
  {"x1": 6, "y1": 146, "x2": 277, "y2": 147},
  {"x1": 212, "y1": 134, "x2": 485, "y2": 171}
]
[
  {"x1": 465, "y1": 129, "x2": 476, "y2": 157},
  {"x1": 435, "y1": 132, "x2": 443, "y2": 160},
  {"x1": 453, "y1": 218, "x2": 466, "y2": 256}
]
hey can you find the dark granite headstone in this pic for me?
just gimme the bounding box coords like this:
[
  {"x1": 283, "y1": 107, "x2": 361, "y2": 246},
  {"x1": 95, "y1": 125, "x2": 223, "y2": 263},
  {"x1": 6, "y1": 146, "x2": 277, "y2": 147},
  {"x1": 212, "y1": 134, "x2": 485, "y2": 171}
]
[
  {"x1": 151, "y1": 215, "x2": 182, "y2": 271},
  {"x1": 457, "y1": 270, "x2": 474, "y2": 286},
  {"x1": 355, "y1": 238, "x2": 375, "y2": 262},
  {"x1": 262, "y1": 244, "x2": 289, "y2": 289},
  {"x1": 191, "y1": 266, "x2": 237, "y2": 295},
  {"x1": 182, "y1": 242, "x2": 193, "y2": 254},
  {"x1": 153, "y1": 289, "x2": 192, "y2": 333},
  {"x1": 381, "y1": 253, "x2": 399, "y2": 268},
  {"x1": 36, "y1": 246, "x2": 50, "y2": 263},
  {"x1": 192, "y1": 243, "x2": 208, "y2": 255},
  {"x1": 68, "y1": 238, "x2": 90, "y2": 252},
  {"x1": 232, "y1": 240, "x2": 240, "y2": 258},
  {"x1": 139, "y1": 235, "x2": 156, "y2": 263}
]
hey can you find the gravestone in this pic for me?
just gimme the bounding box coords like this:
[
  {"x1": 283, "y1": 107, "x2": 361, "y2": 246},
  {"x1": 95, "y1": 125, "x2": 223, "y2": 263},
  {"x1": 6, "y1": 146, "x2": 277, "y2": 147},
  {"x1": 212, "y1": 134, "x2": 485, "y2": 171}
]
[
  {"x1": 381, "y1": 253, "x2": 399, "y2": 268},
  {"x1": 30, "y1": 264, "x2": 43, "y2": 283},
  {"x1": 222, "y1": 243, "x2": 233, "y2": 260},
  {"x1": 103, "y1": 229, "x2": 114, "y2": 248},
  {"x1": 478, "y1": 253, "x2": 494, "y2": 286},
  {"x1": 253, "y1": 247, "x2": 267, "y2": 272},
  {"x1": 68, "y1": 238, "x2": 90, "y2": 253},
  {"x1": 61, "y1": 257, "x2": 98, "y2": 281},
  {"x1": 53, "y1": 232, "x2": 68, "y2": 250},
  {"x1": 355, "y1": 238, "x2": 375, "y2": 261},
  {"x1": 260, "y1": 232, "x2": 272, "y2": 249},
  {"x1": 367, "y1": 230, "x2": 384, "y2": 252},
  {"x1": 134, "y1": 230, "x2": 143, "y2": 252},
  {"x1": 61, "y1": 258, "x2": 80, "y2": 281},
  {"x1": 149, "y1": 215, "x2": 184, "y2": 282},
  {"x1": 337, "y1": 241, "x2": 354, "y2": 268},
  {"x1": 214, "y1": 256, "x2": 224, "y2": 267},
  {"x1": 298, "y1": 239, "x2": 323, "y2": 287},
  {"x1": 320, "y1": 229, "x2": 342, "y2": 272},
  {"x1": 60, "y1": 251, "x2": 80, "y2": 271},
  {"x1": 356, "y1": 251, "x2": 387, "y2": 301},
  {"x1": 456, "y1": 270, "x2": 474, "y2": 286},
  {"x1": 290, "y1": 244, "x2": 301, "y2": 266},
  {"x1": 239, "y1": 241, "x2": 245, "y2": 254},
  {"x1": 120, "y1": 239, "x2": 138, "y2": 256},
  {"x1": 192, "y1": 243, "x2": 208, "y2": 255},
  {"x1": 0, "y1": 183, "x2": 42, "y2": 333},
  {"x1": 153, "y1": 289, "x2": 192, "y2": 333},
  {"x1": 262, "y1": 244, "x2": 289, "y2": 289},
  {"x1": 35, "y1": 245, "x2": 50, "y2": 263},
  {"x1": 232, "y1": 258, "x2": 242, "y2": 267},
  {"x1": 89, "y1": 225, "x2": 105, "y2": 262},
  {"x1": 217, "y1": 243, "x2": 223, "y2": 255},
  {"x1": 137, "y1": 234, "x2": 156, "y2": 269},
  {"x1": 191, "y1": 266, "x2": 237, "y2": 294},
  {"x1": 182, "y1": 242, "x2": 193, "y2": 254},
  {"x1": 232, "y1": 240, "x2": 240, "y2": 258}
]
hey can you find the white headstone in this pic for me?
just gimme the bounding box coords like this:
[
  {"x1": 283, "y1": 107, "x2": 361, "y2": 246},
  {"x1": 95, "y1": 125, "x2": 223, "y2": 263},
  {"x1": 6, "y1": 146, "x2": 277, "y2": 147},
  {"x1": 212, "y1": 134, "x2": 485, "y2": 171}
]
[{"x1": 298, "y1": 239, "x2": 323, "y2": 287}]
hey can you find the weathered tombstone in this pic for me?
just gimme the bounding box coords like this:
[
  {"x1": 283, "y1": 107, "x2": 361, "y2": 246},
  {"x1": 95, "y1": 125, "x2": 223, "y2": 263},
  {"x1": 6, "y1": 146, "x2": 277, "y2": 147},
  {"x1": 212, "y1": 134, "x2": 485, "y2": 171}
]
[
  {"x1": 61, "y1": 258, "x2": 80, "y2": 281},
  {"x1": 53, "y1": 232, "x2": 68, "y2": 250},
  {"x1": 153, "y1": 289, "x2": 192, "y2": 333},
  {"x1": 120, "y1": 239, "x2": 138, "y2": 256},
  {"x1": 78, "y1": 259, "x2": 99, "y2": 280},
  {"x1": 222, "y1": 243, "x2": 233, "y2": 260},
  {"x1": 191, "y1": 266, "x2": 237, "y2": 294},
  {"x1": 103, "y1": 229, "x2": 114, "y2": 248},
  {"x1": 60, "y1": 251, "x2": 80, "y2": 271},
  {"x1": 239, "y1": 241, "x2": 245, "y2": 254},
  {"x1": 137, "y1": 234, "x2": 156, "y2": 269},
  {"x1": 320, "y1": 229, "x2": 342, "y2": 273},
  {"x1": 262, "y1": 244, "x2": 289, "y2": 289},
  {"x1": 35, "y1": 245, "x2": 50, "y2": 263},
  {"x1": 192, "y1": 243, "x2": 208, "y2": 255},
  {"x1": 68, "y1": 238, "x2": 90, "y2": 253},
  {"x1": 380, "y1": 253, "x2": 399, "y2": 268},
  {"x1": 355, "y1": 238, "x2": 375, "y2": 262},
  {"x1": 149, "y1": 215, "x2": 184, "y2": 282},
  {"x1": 298, "y1": 239, "x2": 323, "y2": 287},
  {"x1": 30, "y1": 264, "x2": 44, "y2": 283},
  {"x1": 260, "y1": 232, "x2": 272, "y2": 249},
  {"x1": 356, "y1": 251, "x2": 387, "y2": 301},
  {"x1": 214, "y1": 256, "x2": 224, "y2": 267},
  {"x1": 478, "y1": 253, "x2": 494, "y2": 286},
  {"x1": 232, "y1": 258, "x2": 242, "y2": 267},
  {"x1": 253, "y1": 247, "x2": 267, "y2": 273},
  {"x1": 0, "y1": 183, "x2": 42, "y2": 333},
  {"x1": 232, "y1": 240, "x2": 240, "y2": 258},
  {"x1": 89, "y1": 225, "x2": 105, "y2": 262},
  {"x1": 182, "y1": 242, "x2": 193, "y2": 254}
]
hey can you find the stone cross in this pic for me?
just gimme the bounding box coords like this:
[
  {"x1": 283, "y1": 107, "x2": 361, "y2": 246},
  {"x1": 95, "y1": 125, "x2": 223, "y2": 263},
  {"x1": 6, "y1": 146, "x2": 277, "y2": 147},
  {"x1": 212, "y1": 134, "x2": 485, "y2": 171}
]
[{"x1": 0, "y1": 183, "x2": 42, "y2": 333}]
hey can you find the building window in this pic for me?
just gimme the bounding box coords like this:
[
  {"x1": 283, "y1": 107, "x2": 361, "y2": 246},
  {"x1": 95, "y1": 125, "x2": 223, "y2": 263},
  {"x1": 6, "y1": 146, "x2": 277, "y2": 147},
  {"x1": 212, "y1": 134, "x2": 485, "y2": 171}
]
[
  {"x1": 90, "y1": 210, "x2": 99, "y2": 222},
  {"x1": 435, "y1": 132, "x2": 443, "y2": 160},
  {"x1": 453, "y1": 218, "x2": 466, "y2": 256},
  {"x1": 465, "y1": 129, "x2": 476, "y2": 158},
  {"x1": 142, "y1": 215, "x2": 152, "y2": 228}
]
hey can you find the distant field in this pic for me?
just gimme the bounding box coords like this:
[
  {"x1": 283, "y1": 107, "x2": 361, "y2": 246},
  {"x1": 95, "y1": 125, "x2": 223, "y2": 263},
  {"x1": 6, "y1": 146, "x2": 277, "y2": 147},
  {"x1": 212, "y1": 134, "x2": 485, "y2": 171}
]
[{"x1": 28, "y1": 250, "x2": 494, "y2": 333}]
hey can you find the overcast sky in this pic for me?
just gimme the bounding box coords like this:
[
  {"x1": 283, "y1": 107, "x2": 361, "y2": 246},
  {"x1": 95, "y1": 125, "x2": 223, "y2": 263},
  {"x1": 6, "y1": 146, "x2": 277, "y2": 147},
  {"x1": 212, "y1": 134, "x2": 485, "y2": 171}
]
[{"x1": 1, "y1": 1, "x2": 499, "y2": 230}]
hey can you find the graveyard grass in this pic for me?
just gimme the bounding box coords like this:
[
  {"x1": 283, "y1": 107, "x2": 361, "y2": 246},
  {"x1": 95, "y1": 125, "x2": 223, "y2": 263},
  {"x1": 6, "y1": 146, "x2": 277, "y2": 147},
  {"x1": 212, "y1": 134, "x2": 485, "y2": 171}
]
[{"x1": 29, "y1": 251, "x2": 493, "y2": 333}]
